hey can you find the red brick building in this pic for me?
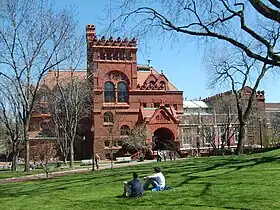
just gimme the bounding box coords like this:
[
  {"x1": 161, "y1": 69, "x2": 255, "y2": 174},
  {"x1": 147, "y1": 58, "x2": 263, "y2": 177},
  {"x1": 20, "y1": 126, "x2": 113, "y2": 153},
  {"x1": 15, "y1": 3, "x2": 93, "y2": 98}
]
[{"x1": 86, "y1": 25, "x2": 183, "y2": 159}]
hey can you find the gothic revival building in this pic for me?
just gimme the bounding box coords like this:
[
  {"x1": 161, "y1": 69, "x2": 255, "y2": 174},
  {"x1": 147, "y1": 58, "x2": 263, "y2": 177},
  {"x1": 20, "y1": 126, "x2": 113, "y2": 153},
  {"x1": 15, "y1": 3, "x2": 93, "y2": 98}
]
[
  {"x1": 86, "y1": 25, "x2": 183, "y2": 159},
  {"x1": 26, "y1": 25, "x2": 280, "y2": 161}
]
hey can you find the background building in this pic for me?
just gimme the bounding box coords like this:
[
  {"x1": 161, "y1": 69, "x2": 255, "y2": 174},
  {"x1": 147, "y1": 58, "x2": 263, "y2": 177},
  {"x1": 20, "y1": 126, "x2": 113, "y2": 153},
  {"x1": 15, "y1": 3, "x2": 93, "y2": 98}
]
[{"x1": 27, "y1": 26, "x2": 280, "y2": 161}]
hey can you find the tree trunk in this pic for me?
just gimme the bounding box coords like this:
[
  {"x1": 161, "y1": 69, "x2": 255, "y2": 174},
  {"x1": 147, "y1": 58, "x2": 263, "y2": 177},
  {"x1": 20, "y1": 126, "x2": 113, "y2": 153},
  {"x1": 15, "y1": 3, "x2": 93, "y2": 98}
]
[
  {"x1": 236, "y1": 121, "x2": 246, "y2": 154},
  {"x1": 12, "y1": 152, "x2": 17, "y2": 171},
  {"x1": 24, "y1": 137, "x2": 30, "y2": 172},
  {"x1": 69, "y1": 143, "x2": 74, "y2": 168},
  {"x1": 63, "y1": 156, "x2": 67, "y2": 165}
]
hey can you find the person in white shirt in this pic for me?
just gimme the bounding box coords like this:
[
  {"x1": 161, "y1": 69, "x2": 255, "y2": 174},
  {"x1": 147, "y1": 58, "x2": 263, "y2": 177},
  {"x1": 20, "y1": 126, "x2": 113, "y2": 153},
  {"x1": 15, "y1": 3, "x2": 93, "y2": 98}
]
[{"x1": 143, "y1": 167, "x2": 165, "y2": 191}]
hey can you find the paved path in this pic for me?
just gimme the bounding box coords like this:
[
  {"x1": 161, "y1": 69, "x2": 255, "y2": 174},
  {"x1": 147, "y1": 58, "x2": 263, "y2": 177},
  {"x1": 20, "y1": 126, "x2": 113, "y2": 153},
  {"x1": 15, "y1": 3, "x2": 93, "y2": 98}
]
[{"x1": 0, "y1": 160, "x2": 157, "y2": 184}]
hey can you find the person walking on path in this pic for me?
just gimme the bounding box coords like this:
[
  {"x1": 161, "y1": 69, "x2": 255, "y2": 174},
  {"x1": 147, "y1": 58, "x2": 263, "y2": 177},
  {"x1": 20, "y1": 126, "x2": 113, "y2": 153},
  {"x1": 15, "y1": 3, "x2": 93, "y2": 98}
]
[{"x1": 95, "y1": 153, "x2": 100, "y2": 169}]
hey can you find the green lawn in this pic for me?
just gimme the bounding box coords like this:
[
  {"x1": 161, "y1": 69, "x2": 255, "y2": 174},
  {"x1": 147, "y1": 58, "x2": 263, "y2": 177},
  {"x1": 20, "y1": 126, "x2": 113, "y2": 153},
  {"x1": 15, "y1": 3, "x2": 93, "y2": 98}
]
[
  {"x1": 1, "y1": 150, "x2": 280, "y2": 210},
  {"x1": 0, "y1": 162, "x2": 91, "y2": 179}
]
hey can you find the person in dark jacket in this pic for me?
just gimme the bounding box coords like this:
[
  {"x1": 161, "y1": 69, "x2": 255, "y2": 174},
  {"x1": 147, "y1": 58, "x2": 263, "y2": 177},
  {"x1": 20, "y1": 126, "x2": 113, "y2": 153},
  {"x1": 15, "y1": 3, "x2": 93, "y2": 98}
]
[{"x1": 123, "y1": 172, "x2": 144, "y2": 198}]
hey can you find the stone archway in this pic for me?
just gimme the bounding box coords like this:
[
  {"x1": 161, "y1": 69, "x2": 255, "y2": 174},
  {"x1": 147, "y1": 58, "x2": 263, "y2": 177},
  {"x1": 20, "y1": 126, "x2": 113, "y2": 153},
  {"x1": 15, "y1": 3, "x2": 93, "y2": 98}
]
[{"x1": 153, "y1": 127, "x2": 175, "y2": 150}]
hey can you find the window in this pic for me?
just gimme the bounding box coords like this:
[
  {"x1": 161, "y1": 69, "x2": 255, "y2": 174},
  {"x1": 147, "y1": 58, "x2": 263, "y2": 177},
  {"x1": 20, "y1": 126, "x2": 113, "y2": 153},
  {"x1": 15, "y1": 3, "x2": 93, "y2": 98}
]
[
  {"x1": 106, "y1": 52, "x2": 112, "y2": 60},
  {"x1": 104, "y1": 112, "x2": 114, "y2": 123},
  {"x1": 40, "y1": 94, "x2": 48, "y2": 102},
  {"x1": 113, "y1": 52, "x2": 118, "y2": 60},
  {"x1": 234, "y1": 130, "x2": 239, "y2": 144},
  {"x1": 149, "y1": 81, "x2": 155, "y2": 88},
  {"x1": 104, "y1": 71, "x2": 130, "y2": 103},
  {"x1": 104, "y1": 82, "x2": 115, "y2": 102},
  {"x1": 159, "y1": 81, "x2": 166, "y2": 90},
  {"x1": 105, "y1": 141, "x2": 110, "y2": 147},
  {"x1": 117, "y1": 82, "x2": 128, "y2": 102},
  {"x1": 182, "y1": 128, "x2": 192, "y2": 146},
  {"x1": 41, "y1": 107, "x2": 48, "y2": 114},
  {"x1": 120, "y1": 125, "x2": 130, "y2": 135},
  {"x1": 154, "y1": 103, "x2": 160, "y2": 108},
  {"x1": 100, "y1": 52, "x2": 105, "y2": 60}
]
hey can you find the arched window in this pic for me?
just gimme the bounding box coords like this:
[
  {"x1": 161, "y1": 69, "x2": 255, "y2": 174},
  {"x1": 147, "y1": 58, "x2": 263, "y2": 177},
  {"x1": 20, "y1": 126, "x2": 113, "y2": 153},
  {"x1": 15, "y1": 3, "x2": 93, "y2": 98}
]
[
  {"x1": 117, "y1": 82, "x2": 128, "y2": 102},
  {"x1": 149, "y1": 81, "x2": 155, "y2": 87},
  {"x1": 120, "y1": 125, "x2": 130, "y2": 136},
  {"x1": 104, "y1": 112, "x2": 114, "y2": 123},
  {"x1": 159, "y1": 81, "x2": 166, "y2": 90},
  {"x1": 104, "y1": 82, "x2": 115, "y2": 102}
]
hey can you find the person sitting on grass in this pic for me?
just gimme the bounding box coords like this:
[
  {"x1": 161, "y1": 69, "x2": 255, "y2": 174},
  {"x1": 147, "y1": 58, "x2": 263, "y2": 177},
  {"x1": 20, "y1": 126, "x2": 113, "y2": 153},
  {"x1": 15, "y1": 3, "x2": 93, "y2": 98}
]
[
  {"x1": 123, "y1": 172, "x2": 144, "y2": 198},
  {"x1": 143, "y1": 167, "x2": 165, "y2": 191}
]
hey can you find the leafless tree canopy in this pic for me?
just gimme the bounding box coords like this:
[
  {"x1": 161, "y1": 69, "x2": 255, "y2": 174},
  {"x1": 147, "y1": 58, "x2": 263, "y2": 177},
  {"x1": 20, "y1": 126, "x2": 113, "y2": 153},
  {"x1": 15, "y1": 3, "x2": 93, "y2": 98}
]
[
  {"x1": 122, "y1": 123, "x2": 148, "y2": 153},
  {"x1": 112, "y1": 0, "x2": 280, "y2": 154},
  {"x1": 115, "y1": 0, "x2": 280, "y2": 67},
  {"x1": 48, "y1": 77, "x2": 92, "y2": 168},
  {"x1": 0, "y1": 80, "x2": 24, "y2": 170},
  {"x1": 271, "y1": 112, "x2": 280, "y2": 139},
  {"x1": 0, "y1": 0, "x2": 81, "y2": 171}
]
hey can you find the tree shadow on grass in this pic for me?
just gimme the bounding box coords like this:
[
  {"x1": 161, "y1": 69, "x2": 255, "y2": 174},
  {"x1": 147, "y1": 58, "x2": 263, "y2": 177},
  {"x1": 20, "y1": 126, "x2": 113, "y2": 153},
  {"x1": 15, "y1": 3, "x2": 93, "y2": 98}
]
[{"x1": 173, "y1": 154, "x2": 280, "y2": 189}]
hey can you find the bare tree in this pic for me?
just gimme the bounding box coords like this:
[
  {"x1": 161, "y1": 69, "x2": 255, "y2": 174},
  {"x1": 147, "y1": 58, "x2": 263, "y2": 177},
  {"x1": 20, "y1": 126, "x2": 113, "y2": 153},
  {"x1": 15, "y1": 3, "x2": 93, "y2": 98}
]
[
  {"x1": 49, "y1": 76, "x2": 92, "y2": 168},
  {"x1": 112, "y1": 0, "x2": 280, "y2": 154},
  {"x1": 270, "y1": 112, "x2": 280, "y2": 146},
  {"x1": 122, "y1": 123, "x2": 149, "y2": 160},
  {"x1": 0, "y1": 0, "x2": 81, "y2": 171},
  {"x1": 208, "y1": 50, "x2": 272, "y2": 154},
  {"x1": 0, "y1": 81, "x2": 24, "y2": 171},
  {"x1": 30, "y1": 140, "x2": 57, "y2": 178},
  {"x1": 0, "y1": 123, "x2": 11, "y2": 163},
  {"x1": 210, "y1": 96, "x2": 238, "y2": 148},
  {"x1": 114, "y1": 0, "x2": 279, "y2": 66}
]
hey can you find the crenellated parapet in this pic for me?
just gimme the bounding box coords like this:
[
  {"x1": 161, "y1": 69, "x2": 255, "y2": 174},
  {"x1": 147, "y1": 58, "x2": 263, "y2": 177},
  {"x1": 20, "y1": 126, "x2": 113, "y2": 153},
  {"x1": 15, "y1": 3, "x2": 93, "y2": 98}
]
[
  {"x1": 86, "y1": 24, "x2": 137, "y2": 48},
  {"x1": 256, "y1": 90, "x2": 265, "y2": 101},
  {"x1": 86, "y1": 24, "x2": 137, "y2": 62}
]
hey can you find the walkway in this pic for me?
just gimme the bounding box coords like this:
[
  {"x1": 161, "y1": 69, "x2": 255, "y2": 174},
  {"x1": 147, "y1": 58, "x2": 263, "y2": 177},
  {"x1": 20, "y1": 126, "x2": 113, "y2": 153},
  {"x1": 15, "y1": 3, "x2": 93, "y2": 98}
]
[{"x1": 0, "y1": 160, "x2": 157, "y2": 184}]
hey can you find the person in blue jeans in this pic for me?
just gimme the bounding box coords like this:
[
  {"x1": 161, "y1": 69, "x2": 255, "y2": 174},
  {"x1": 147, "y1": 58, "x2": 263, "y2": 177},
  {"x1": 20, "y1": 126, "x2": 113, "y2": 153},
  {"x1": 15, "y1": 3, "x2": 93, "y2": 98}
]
[
  {"x1": 123, "y1": 172, "x2": 144, "y2": 198},
  {"x1": 143, "y1": 167, "x2": 166, "y2": 191}
]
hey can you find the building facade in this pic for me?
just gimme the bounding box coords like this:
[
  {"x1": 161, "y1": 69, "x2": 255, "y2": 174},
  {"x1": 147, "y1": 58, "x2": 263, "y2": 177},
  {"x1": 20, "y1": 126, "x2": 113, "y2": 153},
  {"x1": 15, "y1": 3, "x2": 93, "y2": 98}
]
[
  {"x1": 26, "y1": 25, "x2": 280, "y2": 161},
  {"x1": 179, "y1": 87, "x2": 268, "y2": 155},
  {"x1": 86, "y1": 25, "x2": 183, "y2": 159}
]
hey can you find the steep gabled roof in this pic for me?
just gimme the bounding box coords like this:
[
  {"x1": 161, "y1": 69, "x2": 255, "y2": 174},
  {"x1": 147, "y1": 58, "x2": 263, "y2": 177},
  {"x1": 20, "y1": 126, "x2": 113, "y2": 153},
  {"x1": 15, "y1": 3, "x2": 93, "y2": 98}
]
[
  {"x1": 136, "y1": 65, "x2": 179, "y2": 91},
  {"x1": 139, "y1": 105, "x2": 178, "y2": 124},
  {"x1": 40, "y1": 70, "x2": 87, "y2": 90}
]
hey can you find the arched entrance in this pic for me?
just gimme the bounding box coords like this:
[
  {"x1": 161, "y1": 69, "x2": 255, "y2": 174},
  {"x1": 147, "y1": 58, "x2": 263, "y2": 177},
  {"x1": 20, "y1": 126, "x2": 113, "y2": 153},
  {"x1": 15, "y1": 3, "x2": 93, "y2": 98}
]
[{"x1": 153, "y1": 128, "x2": 175, "y2": 150}]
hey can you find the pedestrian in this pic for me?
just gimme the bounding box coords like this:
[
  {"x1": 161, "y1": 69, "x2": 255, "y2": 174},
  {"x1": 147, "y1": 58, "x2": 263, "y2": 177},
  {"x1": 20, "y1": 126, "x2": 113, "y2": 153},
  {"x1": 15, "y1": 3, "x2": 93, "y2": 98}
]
[
  {"x1": 169, "y1": 151, "x2": 172, "y2": 161},
  {"x1": 157, "y1": 150, "x2": 162, "y2": 162},
  {"x1": 163, "y1": 152, "x2": 167, "y2": 161},
  {"x1": 95, "y1": 153, "x2": 100, "y2": 169},
  {"x1": 122, "y1": 172, "x2": 144, "y2": 198}
]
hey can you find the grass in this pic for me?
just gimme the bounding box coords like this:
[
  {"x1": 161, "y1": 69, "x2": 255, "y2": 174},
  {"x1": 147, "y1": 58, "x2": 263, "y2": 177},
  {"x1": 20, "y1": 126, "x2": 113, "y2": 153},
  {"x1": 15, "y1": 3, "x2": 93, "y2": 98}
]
[
  {"x1": 1, "y1": 150, "x2": 280, "y2": 210},
  {"x1": 0, "y1": 162, "x2": 92, "y2": 179}
]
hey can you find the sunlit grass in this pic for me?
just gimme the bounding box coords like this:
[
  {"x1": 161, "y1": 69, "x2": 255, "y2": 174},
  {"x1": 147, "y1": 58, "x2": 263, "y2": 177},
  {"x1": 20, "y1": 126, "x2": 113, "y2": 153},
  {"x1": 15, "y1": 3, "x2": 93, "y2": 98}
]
[{"x1": 1, "y1": 150, "x2": 280, "y2": 209}]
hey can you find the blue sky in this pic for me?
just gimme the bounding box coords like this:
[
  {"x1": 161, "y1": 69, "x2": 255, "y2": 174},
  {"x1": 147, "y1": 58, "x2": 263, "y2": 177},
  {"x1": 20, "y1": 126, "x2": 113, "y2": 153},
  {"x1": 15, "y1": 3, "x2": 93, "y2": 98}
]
[{"x1": 57, "y1": 0, "x2": 280, "y2": 102}]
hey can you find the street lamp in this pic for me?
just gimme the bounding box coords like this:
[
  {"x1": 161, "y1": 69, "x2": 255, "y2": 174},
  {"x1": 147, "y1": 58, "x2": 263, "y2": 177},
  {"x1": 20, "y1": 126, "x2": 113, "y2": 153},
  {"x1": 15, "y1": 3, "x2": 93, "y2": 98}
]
[{"x1": 82, "y1": 136, "x2": 86, "y2": 160}]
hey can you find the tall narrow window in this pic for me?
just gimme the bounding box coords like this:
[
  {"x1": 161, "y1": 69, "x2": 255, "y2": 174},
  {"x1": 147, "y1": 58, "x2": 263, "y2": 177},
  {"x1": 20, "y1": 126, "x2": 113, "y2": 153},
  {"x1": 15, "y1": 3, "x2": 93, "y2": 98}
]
[
  {"x1": 117, "y1": 82, "x2": 128, "y2": 103},
  {"x1": 104, "y1": 112, "x2": 114, "y2": 123},
  {"x1": 104, "y1": 82, "x2": 115, "y2": 102},
  {"x1": 120, "y1": 125, "x2": 130, "y2": 135}
]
